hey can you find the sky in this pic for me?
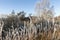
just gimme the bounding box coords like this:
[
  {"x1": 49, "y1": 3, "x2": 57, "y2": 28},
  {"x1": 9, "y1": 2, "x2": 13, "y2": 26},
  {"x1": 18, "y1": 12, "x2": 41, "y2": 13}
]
[{"x1": 0, "y1": 0, "x2": 60, "y2": 16}]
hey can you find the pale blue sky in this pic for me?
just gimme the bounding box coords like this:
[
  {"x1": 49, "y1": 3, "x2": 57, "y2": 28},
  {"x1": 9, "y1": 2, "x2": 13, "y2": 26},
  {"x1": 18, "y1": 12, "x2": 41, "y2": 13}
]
[{"x1": 0, "y1": 0, "x2": 60, "y2": 16}]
